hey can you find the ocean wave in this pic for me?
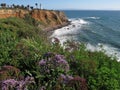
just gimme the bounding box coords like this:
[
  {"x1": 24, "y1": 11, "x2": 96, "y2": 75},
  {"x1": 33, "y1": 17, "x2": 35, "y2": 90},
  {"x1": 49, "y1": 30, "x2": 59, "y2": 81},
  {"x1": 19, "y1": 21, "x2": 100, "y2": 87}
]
[
  {"x1": 50, "y1": 18, "x2": 89, "y2": 45},
  {"x1": 51, "y1": 18, "x2": 89, "y2": 37},
  {"x1": 86, "y1": 43, "x2": 120, "y2": 61},
  {"x1": 86, "y1": 17, "x2": 100, "y2": 19},
  {"x1": 69, "y1": 18, "x2": 89, "y2": 25}
]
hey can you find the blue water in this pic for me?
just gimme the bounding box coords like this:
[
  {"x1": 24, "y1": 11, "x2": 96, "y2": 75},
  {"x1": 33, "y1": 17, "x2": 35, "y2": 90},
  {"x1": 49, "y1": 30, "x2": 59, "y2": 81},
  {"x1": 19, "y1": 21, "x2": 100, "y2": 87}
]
[
  {"x1": 64, "y1": 10, "x2": 120, "y2": 47},
  {"x1": 52, "y1": 10, "x2": 120, "y2": 61}
]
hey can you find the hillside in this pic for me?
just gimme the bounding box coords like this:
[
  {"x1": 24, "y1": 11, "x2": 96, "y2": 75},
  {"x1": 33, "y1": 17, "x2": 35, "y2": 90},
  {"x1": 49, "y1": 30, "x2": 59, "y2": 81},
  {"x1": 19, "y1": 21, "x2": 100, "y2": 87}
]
[
  {"x1": 0, "y1": 12, "x2": 120, "y2": 90},
  {"x1": 0, "y1": 9, "x2": 69, "y2": 31}
]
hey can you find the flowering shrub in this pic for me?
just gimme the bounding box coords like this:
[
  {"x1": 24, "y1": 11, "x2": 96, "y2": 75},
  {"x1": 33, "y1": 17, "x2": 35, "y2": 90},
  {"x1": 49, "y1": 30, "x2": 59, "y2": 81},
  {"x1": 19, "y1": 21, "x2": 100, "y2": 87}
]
[
  {"x1": 1, "y1": 76, "x2": 35, "y2": 90},
  {"x1": 38, "y1": 52, "x2": 70, "y2": 89},
  {"x1": 39, "y1": 52, "x2": 70, "y2": 75}
]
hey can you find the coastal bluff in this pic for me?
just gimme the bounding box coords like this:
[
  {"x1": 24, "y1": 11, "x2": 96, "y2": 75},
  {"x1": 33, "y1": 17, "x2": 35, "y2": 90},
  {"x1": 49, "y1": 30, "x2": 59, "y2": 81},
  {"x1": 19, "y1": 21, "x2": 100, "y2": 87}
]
[{"x1": 0, "y1": 9, "x2": 69, "y2": 30}]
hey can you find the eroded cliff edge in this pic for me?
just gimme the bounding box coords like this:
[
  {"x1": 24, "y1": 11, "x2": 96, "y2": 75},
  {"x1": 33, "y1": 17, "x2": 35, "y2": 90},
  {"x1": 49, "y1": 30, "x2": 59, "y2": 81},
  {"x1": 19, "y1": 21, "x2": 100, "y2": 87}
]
[{"x1": 0, "y1": 9, "x2": 69, "y2": 31}]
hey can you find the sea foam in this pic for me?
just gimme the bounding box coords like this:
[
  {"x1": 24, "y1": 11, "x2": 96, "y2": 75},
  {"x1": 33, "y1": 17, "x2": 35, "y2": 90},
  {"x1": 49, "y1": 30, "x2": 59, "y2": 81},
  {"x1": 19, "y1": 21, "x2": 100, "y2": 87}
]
[
  {"x1": 86, "y1": 17, "x2": 100, "y2": 19},
  {"x1": 50, "y1": 18, "x2": 120, "y2": 61},
  {"x1": 51, "y1": 18, "x2": 89, "y2": 37},
  {"x1": 50, "y1": 18, "x2": 89, "y2": 45},
  {"x1": 86, "y1": 43, "x2": 120, "y2": 61}
]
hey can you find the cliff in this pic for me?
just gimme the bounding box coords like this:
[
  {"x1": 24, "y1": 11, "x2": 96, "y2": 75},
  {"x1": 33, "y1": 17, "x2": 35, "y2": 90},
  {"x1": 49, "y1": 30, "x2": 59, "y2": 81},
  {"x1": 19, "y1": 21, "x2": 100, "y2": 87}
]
[
  {"x1": 0, "y1": 9, "x2": 69, "y2": 30},
  {"x1": 0, "y1": 9, "x2": 29, "y2": 18}
]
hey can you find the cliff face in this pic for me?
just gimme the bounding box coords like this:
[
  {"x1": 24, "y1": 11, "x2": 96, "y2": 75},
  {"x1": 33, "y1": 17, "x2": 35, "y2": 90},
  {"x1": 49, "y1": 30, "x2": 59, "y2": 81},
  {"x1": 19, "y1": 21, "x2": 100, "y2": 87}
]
[
  {"x1": 0, "y1": 9, "x2": 69, "y2": 30},
  {"x1": 0, "y1": 9, "x2": 29, "y2": 18},
  {"x1": 31, "y1": 10, "x2": 68, "y2": 27}
]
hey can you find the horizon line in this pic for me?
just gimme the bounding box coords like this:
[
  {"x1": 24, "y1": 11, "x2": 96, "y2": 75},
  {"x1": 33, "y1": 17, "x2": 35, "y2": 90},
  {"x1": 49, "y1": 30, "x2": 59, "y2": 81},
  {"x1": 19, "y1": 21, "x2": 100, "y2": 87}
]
[{"x1": 57, "y1": 9, "x2": 120, "y2": 11}]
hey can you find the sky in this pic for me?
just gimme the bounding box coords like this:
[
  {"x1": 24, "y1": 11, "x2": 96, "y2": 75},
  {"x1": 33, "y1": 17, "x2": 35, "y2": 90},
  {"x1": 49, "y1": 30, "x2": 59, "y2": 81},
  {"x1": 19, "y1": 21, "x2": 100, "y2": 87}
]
[{"x1": 0, "y1": 0, "x2": 120, "y2": 10}]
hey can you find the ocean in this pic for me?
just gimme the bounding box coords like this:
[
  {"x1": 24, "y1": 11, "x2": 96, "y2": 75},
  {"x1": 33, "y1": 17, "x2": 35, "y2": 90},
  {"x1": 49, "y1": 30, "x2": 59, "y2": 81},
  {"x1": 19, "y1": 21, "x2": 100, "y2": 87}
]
[{"x1": 51, "y1": 10, "x2": 120, "y2": 61}]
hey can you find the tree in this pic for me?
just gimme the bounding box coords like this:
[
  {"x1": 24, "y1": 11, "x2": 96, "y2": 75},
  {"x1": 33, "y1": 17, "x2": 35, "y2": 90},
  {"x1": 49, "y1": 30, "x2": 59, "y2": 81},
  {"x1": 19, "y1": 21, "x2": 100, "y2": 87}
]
[
  {"x1": 16, "y1": 5, "x2": 20, "y2": 9},
  {"x1": 1, "y1": 3, "x2": 6, "y2": 9},
  {"x1": 35, "y1": 3, "x2": 38, "y2": 9},
  {"x1": 21, "y1": 5, "x2": 24, "y2": 9},
  {"x1": 24, "y1": 6, "x2": 27, "y2": 10},
  {"x1": 27, "y1": 5, "x2": 30, "y2": 10},
  {"x1": 30, "y1": 6, "x2": 33, "y2": 10}
]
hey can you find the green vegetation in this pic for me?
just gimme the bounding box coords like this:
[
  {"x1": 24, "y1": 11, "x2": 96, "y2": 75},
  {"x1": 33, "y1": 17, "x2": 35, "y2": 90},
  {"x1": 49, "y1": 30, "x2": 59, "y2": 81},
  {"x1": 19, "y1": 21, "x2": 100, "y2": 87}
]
[
  {"x1": 0, "y1": 3, "x2": 42, "y2": 10},
  {"x1": 0, "y1": 17, "x2": 120, "y2": 90}
]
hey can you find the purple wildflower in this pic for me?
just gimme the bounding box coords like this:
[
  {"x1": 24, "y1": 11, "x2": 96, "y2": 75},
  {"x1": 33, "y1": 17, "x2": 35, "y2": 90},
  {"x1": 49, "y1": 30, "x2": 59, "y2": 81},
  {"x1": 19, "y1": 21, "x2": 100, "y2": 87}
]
[
  {"x1": 54, "y1": 55, "x2": 70, "y2": 72},
  {"x1": 39, "y1": 53, "x2": 70, "y2": 74},
  {"x1": 2, "y1": 79, "x2": 18, "y2": 89},
  {"x1": 16, "y1": 80, "x2": 26, "y2": 90},
  {"x1": 55, "y1": 55, "x2": 64, "y2": 60},
  {"x1": 1, "y1": 76, "x2": 35, "y2": 90},
  {"x1": 17, "y1": 76, "x2": 35, "y2": 90},
  {"x1": 59, "y1": 74, "x2": 73, "y2": 84},
  {"x1": 24, "y1": 76, "x2": 35, "y2": 85},
  {"x1": 39, "y1": 59, "x2": 46, "y2": 65},
  {"x1": 60, "y1": 74, "x2": 66, "y2": 79},
  {"x1": 1, "y1": 85, "x2": 7, "y2": 90}
]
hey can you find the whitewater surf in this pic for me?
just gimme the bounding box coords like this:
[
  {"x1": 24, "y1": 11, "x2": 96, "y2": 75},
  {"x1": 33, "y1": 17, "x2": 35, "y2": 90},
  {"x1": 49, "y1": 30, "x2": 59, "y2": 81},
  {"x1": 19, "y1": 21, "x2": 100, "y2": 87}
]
[{"x1": 51, "y1": 16, "x2": 120, "y2": 61}]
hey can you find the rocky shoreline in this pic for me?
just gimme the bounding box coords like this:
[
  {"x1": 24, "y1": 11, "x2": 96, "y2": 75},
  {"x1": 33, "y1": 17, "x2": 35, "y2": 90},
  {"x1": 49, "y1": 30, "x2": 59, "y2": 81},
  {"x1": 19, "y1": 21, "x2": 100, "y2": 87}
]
[
  {"x1": 44, "y1": 21, "x2": 71, "y2": 38},
  {"x1": 44, "y1": 21, "x2": 71, "y2": 32}
]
